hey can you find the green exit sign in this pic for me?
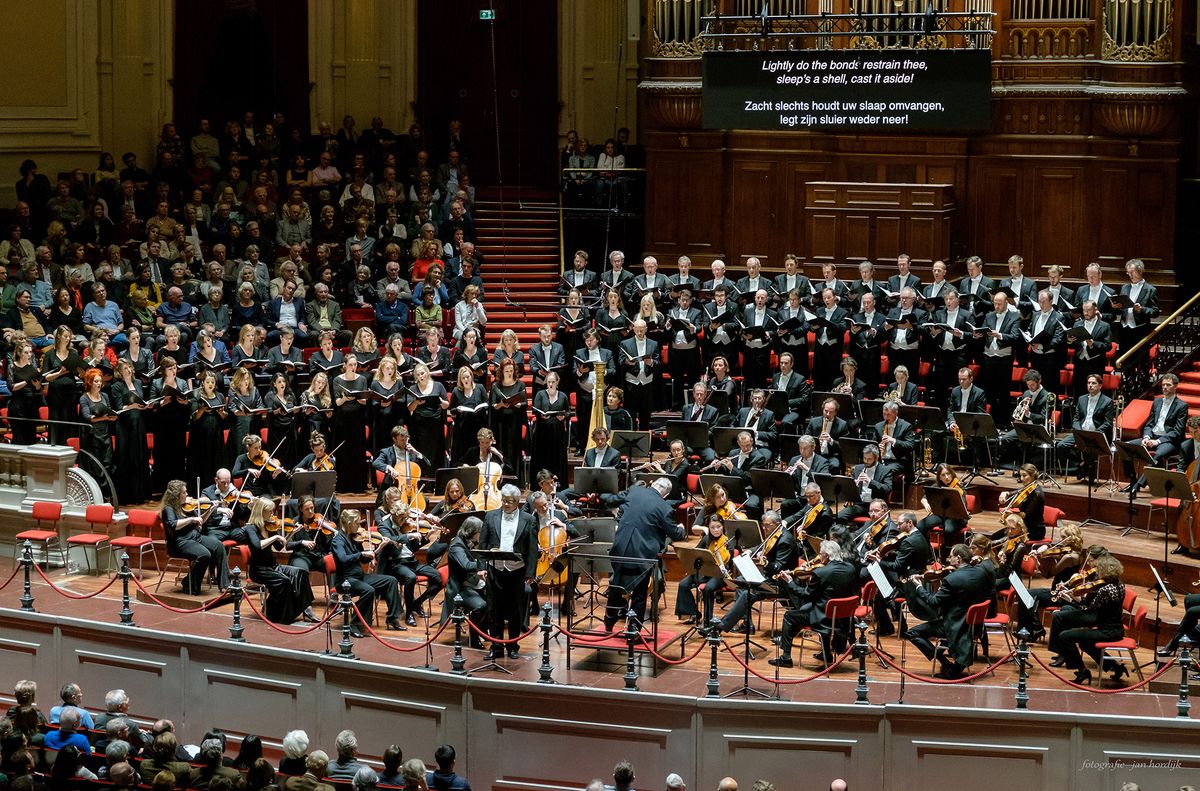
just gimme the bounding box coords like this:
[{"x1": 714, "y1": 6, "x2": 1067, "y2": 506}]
[{"x1": 479, "y1": 9, "x2": 495, "y2": 20}]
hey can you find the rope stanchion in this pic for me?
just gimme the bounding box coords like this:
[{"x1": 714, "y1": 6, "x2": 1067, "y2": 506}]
[
  {"x1": 871, "y1": 645, "x2": 1016, "y2": 685},
  {"x1": 853, "y1": 620, "x2": 871, "y2": 705},
  {"x1": 1015, "y1": 629, "x2": 1030, "y2": 709},
  {"x1": 130, "y1": 574, "x2": 227, "y2": 614},
  {"x1": 348, "y1": 601, "x2": 453, "y2": 652},
  {"x1": 636, "y1": 631, "x2": 709, "y2": 666},
  {"x1": 32, "y1": 563, "x2": 120, "y2": 599},
  {"x1": 228, "y1": 569, "x2": 246, "y2": 643},
  {"x1": 1178, "y1": 636, "x2": 1194, "y2": 718},
  {"x1": 20, "y1": 540, "x2": 34, "y2": 612},
  {"x1": 117, "y1": 553, "x2": 134, "y2": 626},
  {"x1": 1028, "y1": 650, "x2": 1176, "y2": 693},
  {"x1": 537, "y1": 603, "x2": 555, "y2": 684},
  {"x1": 556, "y1": 625, "x2": 628, "y2": 644},
  {"x1": 450, "y1": 595, "x2": 467, "y2": 674},
  {"x1": 335, "y1": 583, "x2": 357, "y2": 660},
  {"x1": 722, "y1": 640, "x2": 855, "y2": 685},
  {"x1": 242, "y1": 595, "x2": 338, "y2": 636},
  {"x1": 623, "y1": 609, "x2": 639, "y2": 691},
  {"x1": 705, "y1": 628, "x2": 721, "y2": 698}
]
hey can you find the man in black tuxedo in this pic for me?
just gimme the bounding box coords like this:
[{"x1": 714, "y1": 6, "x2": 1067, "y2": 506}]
[
  {"x1": 956, "y1": 255, "x2": 994, "y2": 321},
  {"x1": 480, "y1": 485, "x2": 539, "y2": 658},
  {"x1": 837, "y1": 444, "x2": 894, "y2": 522},
  {"x1": 739, "y1": 288, "x2": 778, "y2": 388},
  {"x1": 773, "y1": 253, "x2": 813, "y2": 306},
  {"x1": 711, "y1": 430, "x2": 773, "y2": 517},
  {"x1": 732, "y1": 388, "x2": 777, "y2": 450},
  {"x1": 710, "y1": 510, "x2": 796, "y2": 634},
  {"x1": 806, "y1": 397, "x2": 851, "y2": 470},
  {"x1": 885, "y1": 287, "x2": 926, "y2": 386},
  {"x1": 870, "y1": 401, "x2": 915, "y2": 482},
  {"x1": 628, "y1": 254, "x2": 670, "y2": 307},
  {"x1": 734, "y1": 256, "x2": 774, "y2": 304},
  {"x1": 851, "y1": 260, "x2": 888, "y2": 308},
  {"x1": 780, "y1": 439, "x2": 833, "y2": 517},
  {"x1": 976, "y1": 292, "x2": 1022, "y2": 424},
  {"x1": 946, "y1": 366, "x2": 990, "y2": 468},
  {"x1": 619, "y1": 319, "x2": 660, "y2": 430},
  {"x1": 998, "y1": 369, "x2": 1054, "y2": 468},
  {"x1": 849, "y1": 291, "x2": 887, "y2": 394},
  {"x1": 604, "y1": 478, "x2": 686, "y2": 630},
  {"x1": 529, "y1": 324, "x2": 566, "y2": 397},
  {"x1": 1055, "y1": 373, "x2": 1114, "y2": 476},
  {"x1": 769, "y1": 539, "x2": 860, "y2": 667},
  {"x1": 1123, "y1": 372, "x2": 1189, "y2": 494},
  {"x1": 1068, "y1": 300, "x2": 1114, "y2": 399},
  {"x1": 770, "y1": 351, "x2": 810, "y2": 429},
  {"x1": 865, "y1": 511, "x2": 933, "y2": 637},
  {"x1": 902, "y1": 543, "x2": 996, "y2": 679},
  {"x1": 886, "y1": 253, "x2": 922, "y2": 297},
  {"x1": 999, "y1": 254, "x2": 1038, "y2": 318},
  {"x1": 701, "y1": 259, "x2": 740, "y2": 300},
  {"x1": 1043, "y1": 265, "x2": 1075, "y2": 314},
  {"x1": 784, "y1": 478, "x2": 835, "y2": 533},
  {"x1": 925, "y1": 287, "x2": 971, "y2": 408},
  {"x1": 559, "y1": 250, "x2": 598, "y2": 296},
  {"x1": 667, "y1": 255, "x2": 701, "y2": 295},
  {"x1": 599, "y1": 249, "x2": 634, "y2": 296},
  {"x1": 811, "y1": 287, "x2": 849, "y2": 391},
  {"x1": 1073, "y1": 262, "x2": 1117, "y2": 322},
  {"x1": 684, "y1": 381, "x2": 722, "y2": 465},
  {"x1": 1024, "y1": 289, "x2": 1066, "y2": 394},
  {"x1": 666, "y1": 289, "x2": 702, "y2": 409},
  {"x1": 1116, "y1": 258, "x2": 1159, "y2": 353}
]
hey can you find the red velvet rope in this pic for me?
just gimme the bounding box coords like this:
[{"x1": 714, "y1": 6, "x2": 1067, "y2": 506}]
[
  {"x1": 1029, "y1": 650, "x2": 1179, "y2": 693},
  {"x1": 0, "y1": 564, "x2": 22, "y2": 592},
  {"x1": 721, "y1": 640, "x2": 855, "y2": 684},
  {"x1": 33, "y1": 564, "x2": 121, "y2": 599},
  {"x1": 242, "y1": 595, "x2": 338, "y2": 635},
  {"x1": 870, "y1": 645, "x2": 1017, "y2": 684},
  {"x1": 464, "y1": 617, "x2": 542, "y2": 645},
  {"x1": 557, "y1": 625, "x2": 632, "y2": 644},
  {"x1": 636, "y1": 633, "x2": 710, "y2": 665},
  {"x1": 347, "y1": 601, "x2": 454, "y2": 651},
  {"x1": 131, "y1": 574, "x2": 227, "y2": 613}
]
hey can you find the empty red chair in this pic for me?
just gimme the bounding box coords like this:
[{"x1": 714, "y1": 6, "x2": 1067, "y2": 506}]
[{"x1": 66, "y1": 504, "x2": 114, "y2": 575}]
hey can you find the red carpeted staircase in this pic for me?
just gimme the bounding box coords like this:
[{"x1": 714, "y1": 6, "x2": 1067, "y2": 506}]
[
  {"x1": 474, "y1": 188, "x2": 562, "y2": 369},
  {"x1": 1176, "y1": 363, "x2": 1200, "y2": 415}
]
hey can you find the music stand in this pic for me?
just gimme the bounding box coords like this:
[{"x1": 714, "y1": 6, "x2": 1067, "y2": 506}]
[
  {"x1": 1074, "y1": 429, "x2": 1116, "y2": 529},
  {"x1": 571, "y1": 517, "x2": 618, "y2": 544},
  {"x1": 665, "y1": 420, "x2": 710, "y2": 452},
  {"x1": 1144, "y1": 467, "x2": 1191, "y2": 552},
  {"x1": 858, "y1": 399, "x2": 885, "y2": 428},
  {"x1": 699, "y1": 473, "x2": 747, "y2": 503},
  {"x1": 725, "y1": 519, "x2": 764, "y2": 554},
  {"x1": 563, "y1": 551, "x2": 660, "y2": 667},
  {"x1": 674, "y1": 546, "x2": 726, "y2": 650},
  {"x1": 814, "y1": 473, "x2": 857, "y2": 510},
  {"x1": 925, "y1": 485, "x2": 970, "y2": 523},
  {"x1": 468, "y1": 548, "x2": 523, "y2": 676},
  {"x1": 711, "y1": 427, "x2": 746, "y2": 457},
  {"x1": 612, "y1": 430, "x2": 652, "y2": 460},
  {"x1": 838, "y1": 437, "x2": 872, "y2": 470},
  {"x1": 438, "y1": 510, "x2": 484, "y2": 540},
  {"x1": 900, "y1": 404, "x2": 946, "y2": 434},
  {"x1": 291, "y1": 470, "x2": 337, "y2": 500},
  {"x1": 751, "y1": 469, "x2": 795, "y2": 511},
  {"x1": 1116, "y1": 441, "x2": 1156, "y2": 535},
  {"x1": 952, "y1": 411, "x2": 999, "y2": 486},
  {"x1": 813, "y1": 391, "x2": 855, "y2": 420},
  {"x1": 573, "y1": 467, "x2": 620, "y2": 498},
  {"x1": 563, "y1": 542, "x2": 614, "y2": 629},
  {"x1": 1011, "y1": 421, "x2": 1060, "y2": 489},
  {"x1": 763, "y1": 389, "x2": 789, "y2": 417},
  {"x1": 1148, "y1": 562, "x2": 1179, "y2": 668},
  {"x1": 723, "y1": 576, "x2": 779, "y2": 698},
  {"x1": 634, "y1": 472, "x2": 682, "y2": 501},
  {"x1": 708, "y1": 389, "x2": 733, "y2": 416},
  {"x1": 435, "y1": 466, "x2": 480, "y2": 497}
]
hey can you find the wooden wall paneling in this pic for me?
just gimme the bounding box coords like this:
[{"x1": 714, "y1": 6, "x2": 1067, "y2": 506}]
[
  {"x1": 1132, "y1": 166, "x2": 1171, "y2": 271},
  {"x1": 0, "y1": 632, "x2": 50, "y2": 709},
  {"x1": 844, "y1": 213, "x2": 874, "y2": 261},
  {"x1": 907, "y1": 216, "x2": 939, "y2": 261},
  {"x1": 1094, "y1": 165, "x2": 1131, "y2": 270},
  {"x1": 968, "y1": 162, "x2": 1023, "y2": 265},
  {"x1": 1029, "y1": 166, "x2": 1086, "y2": 271},
  {"x1": 727, "y1": 158, "x2": 776, "y2": 264},
  {"x1": 782, "y1": 161, "x2": 832, "y2": 264},
  {"x1": 1077, "y1": 721, "x2": 1200, "y2": 791},
  {"x1": 874, "y1": 216, "x2": 903, "y2": 260},
  {"x1": 645, "y1": 145, "x2": 725, "y2": 260},
  {"x1": 808, "y1": 211, "x2": 840, "y2": 265}
]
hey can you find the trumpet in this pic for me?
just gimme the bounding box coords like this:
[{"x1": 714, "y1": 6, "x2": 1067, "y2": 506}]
[
  {"x1": 951, "y1": 422, "x2": 966, "y2": 451},
  {"x1": 1013, "y1": 396, "x2": 1032, "y2": 422}
]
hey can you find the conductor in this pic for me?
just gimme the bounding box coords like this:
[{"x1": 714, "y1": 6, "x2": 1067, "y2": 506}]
[{"x1": 604, "y1": 478, "x2": 687, "y2": 631}]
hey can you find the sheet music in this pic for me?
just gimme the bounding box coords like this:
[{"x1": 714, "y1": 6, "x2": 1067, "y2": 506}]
[
  {"x1": 1008, "y1": 572, "x2": 1036, "y2": 611},
  {"x1": 868, "y1": 562, "x2": 894, "y2": 599},
  {"x1": 733, "y1": 555, "x2": 765, "y2": 584}
]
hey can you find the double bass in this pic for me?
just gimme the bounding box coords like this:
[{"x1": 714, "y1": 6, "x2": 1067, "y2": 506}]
[{"x1": 1176, "y1": 456, "x2": 1200, "y2": 552}]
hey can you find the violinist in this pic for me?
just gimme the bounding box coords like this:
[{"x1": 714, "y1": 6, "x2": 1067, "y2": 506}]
[
  {"x1": 529, "y1": 489, "x2": 579, "y2": 615},
  {"x1": 676, "y1": 515, "x2": 728, "y2": 626},
  {"x1": 706, "y1": 510, "x2": 792, "y2": 636},
  {"x1": 1172, "y1": 414, "x2": 1200, "y2": 556},
  {"x1": 160, "y1": 479, "x2": 230, "y2": 594},
  {"x1": 371, "y1": 425, "x2": 429, "y2": 506},
  {"x1": 790, "y1": 482, "x2": 833, "y2": 540},
  {"x1": 237, "y1": 497, "x2": 317, "y2": 624},
  {"x1": 232, "y1": 434, "x2": 286, "y2": 497},
  {"x1": 865, "y1": 511, "x2": 932, "y2": 638},
  {"x1": 1015, "y1": 525, "x2": 1084, "y2": 640},
  {"x1": 285, "y1": 495, "x2": 334, "y2": 573},
  {"x1": 431, "y1": 477, "x2": 475, "y2": 519},
  {"x1": 990, "y1": 512, "x2": 1030, "y2": 589},
  {"x1": 918, "y1": 463, "x2": 969, "y2": 545},
  {"x1": 1046, "y1": 554, "x2": 1128, "y2": 684},
  {"x1": 199, "y1": 468, "x2": 245, "y2": 541},
  {"x1": 375, "y1": 497, "x2": 444, "y2": 627},
  {"x1": 330, "y1": 508, "x2": 403, "y2": 636},
  {"x1": 769, "y1": 539, "x2": 859, "y2": 668},
  {"x1": 901, "y1": 543, "x2": 995, "y2": 679},
  {"x1": 998, "y1": 463, "x2": 1046, "y2": 540},
  {"x1": 837, "y1": 444, "x2": 893, "y2": 523},
  {"x1": 692, "y1": 483, "x2": 743, "y2": 530},
  {"x1": 780, "y1": 437, "x2": 832, "y2": 518},
  {"x1": 293, "y1": 433, "x2": 339, "y2": 516}
]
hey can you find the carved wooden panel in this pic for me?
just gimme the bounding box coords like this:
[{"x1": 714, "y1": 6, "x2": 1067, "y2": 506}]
[
  {"x1": 1029, "y1": 166, "x2": 1085, "y2": 268},
  {"x1": 340, "y1": 691, "x2": 446, "y2": 757},
  {"x1": 0, "y1": 636, "x2": 44, "y2": 696},
  {"x1": 969, "y1": 162, "x2": 1022, "y2": 264},
  {"x1": 727, "y1": 159, "x2": 776, "y2": 263},
  {"x1": 197, "y1": 667, "x2": 303, "y2": 742},
  {"x1": 908, "y1": 739, "x2": 1050, "y2": 791},
  {"x1": 645, "y1": 147, "x2": 724, "y2": 257}
]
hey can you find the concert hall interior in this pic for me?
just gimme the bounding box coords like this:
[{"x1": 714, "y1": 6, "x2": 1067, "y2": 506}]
[{"x1": 0, "y1": 2, "x2": 1199, "y2": 791}]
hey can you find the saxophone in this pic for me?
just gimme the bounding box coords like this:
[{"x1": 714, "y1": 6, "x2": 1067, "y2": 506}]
[{"x1": 923, "y1": 435, "x2": 933, "y2": 470}]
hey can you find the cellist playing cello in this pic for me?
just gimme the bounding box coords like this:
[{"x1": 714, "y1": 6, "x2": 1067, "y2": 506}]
[
  {"x1": 1173, "y1": 415, "x2": 1200, "y2": 556},
  {"x1": 372, "y1": 425, "x2": 430, "y2": 508}
]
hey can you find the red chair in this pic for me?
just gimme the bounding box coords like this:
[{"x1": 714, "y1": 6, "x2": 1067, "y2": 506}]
[
  {"x1": 66, "y1": 504, "x2": 114, "y2": 575},
  {"x1": 111, "y1": 508, "x2": 160, "y2": 576},
  {"x1": 796, "y1": 595, "x2": 860, "y2": 666},
  {"x1": 14, "y1": 501, "x2": 67, "y2": 568},
  {"x1": 932, "y1": 599, "x2": 991, "y2": 674},
  {"x1": 1042, "y1": 506, "x2": 1065, "y2": 541},
  {"x1": 1095, "y1": 605, "x2": 1147, "y2": 684}
]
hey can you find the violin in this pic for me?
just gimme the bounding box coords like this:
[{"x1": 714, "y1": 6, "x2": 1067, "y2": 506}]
[
  {"x1": 873, "y1": 532, "x2": 905, "y2": 557},
  {"x1": 311, "y1": 453, "x2": 335, "y2": 472},
  {"x1": 1052, "y1": 568, "x2": 1099, "y2": 602},
  {"x1": 441, "y1": 495, "x2": 474, "y2": 515},
  {"x1": 1002, "y1": 480, "x2": 1038, "y2": 514},
  {"x1": 250, "y1": 450, "x2": 289, "y2": 478},
  {"x1": 536, "y1": 516, "x2": 570, "y2": 586},
  {"x1": 714, "y1": 500, "x2": 748, "y2": 522},
  {"x1": 990, "y1": 530, "x2": 1028, "y2": 561},
  {"x1": 222, "y1": 489, "x2": 254, "y2": 507},
  {"x1": 786, "y1": 555, "x2": 829, "y2": 580},
  {"x1": 305, "y1": 514, "x2": 338, "y2": 536},
  {"x1": 264, "y1": 515, "x2": 297, "y2": 534},
  {"x1": 182, "y1": 496, "x2": 217, "y2": 515},
  {"x1": 708, "y1": 533, "x2": 733, "y2": 579}
]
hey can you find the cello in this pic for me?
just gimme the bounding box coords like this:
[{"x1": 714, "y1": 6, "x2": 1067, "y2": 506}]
[
  {"x1": 1175, "y1": 456, "x2": 1200, "y2": 552},
  {"x1": 535, "y1": 478, "x2": 570, "y2": 585},
  {"x1": 470, "y1": 447, "x2": 504, "y2": 510}
]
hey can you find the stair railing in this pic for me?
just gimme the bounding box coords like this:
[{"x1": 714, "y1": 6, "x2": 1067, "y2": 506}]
[{"x1": 1115, "y1": 289, "x2": 1200, "y2": 403}]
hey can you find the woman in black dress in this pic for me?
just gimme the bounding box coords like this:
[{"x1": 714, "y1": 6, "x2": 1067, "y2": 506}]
[
  {"x1": 239, "y1": 497, "x2": 316, "y2": 624},
  {"x1": 266, "y1": 326, "x2": 303, "y2": 387},
  {"x1": 331, "y1": 354, "x2": 370, "y2": 492},
  {"x1": 489, "y1": 357, "x2": 528, "y2": 489},
  {"x1": 156, "y1": 324, "x2": 189, "y2": 367},
  {"x1": 8, "y1": 340, "x2": 43, "y2": 446},
  {"x1": 369, "y1": 355, "x2": 404, "y2": 450},
  {"x1": 415, "y1": 327, "x2": 451, "y2": 382},
  {"x1": 225, "y1": 367, "x2": 264, "y2": 464},
  {"x1": 351, "y1": 327, "x2": 381, "y2": 371},
  {"x1": 384, "y1": 332, "x2": 416, "y2": 380},
  {"x1": 119, "y1": 326, "x2": 155, "y2": 380},
  {"x1": 491, "y1": 329, "x2": 525, "y2": 379},
  {"x1": 79, "y1": 368, "x2": 117, "y2": 490},
  {"x1": 161, "y1": 479, "x2": 229, "y2": 594},
  {"x1": 450, "y1": 365, "x2": 488, "y2": 464},
  {"x1": 300, "y1": 371, "x2": 333, "y2": 441},
  {"x1": 187, "y1": 370, "x2": 226, "y2": 487},
  {"x1": 406, "y1": 361, "x2": 449, "y2": 470},
  {"x1": 150, "y1": 356, "x2": 191, "y2": 494},
  {"x1": 230, "y1": 323, "x2": 267, "y2": 377},
  {"x1": 110, "y1": 358, "x2": 151, "y2": 505},
  {"x1": 451, "y1": 327, "x2": 488, "y2": 388},
  {"x1": 530, "y1": 371, "x2": 569, "y2": 483},
  {"x1": 603, "y1": 386, "x2": 634, "y2": 432},
  {"x1": 594, "y1": 288, "x2": 630, "y2": 357},
  {"x1": 308, "y1": 330, "x2": 344, "y2": 377},
  {"x1": 263, "y1": 372, "x2": 298, "y2": 467},
  {"x1": 41, "y1": 326, "x2": 83, "y2": 445},
  {"x1": 556, "y1": 289, "x2": 589, "y2": 388},
  {"x1": 48, "y1": 287, "x2": 86, "y2": 339}
]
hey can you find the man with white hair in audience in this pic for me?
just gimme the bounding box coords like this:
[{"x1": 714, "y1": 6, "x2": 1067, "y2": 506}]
[
  {"x1": 666, "y1": 773, "x2": 686, "y2": 791},
  {"x1": 327, "y1": 729, "x2": 368, "y2": 781}
]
